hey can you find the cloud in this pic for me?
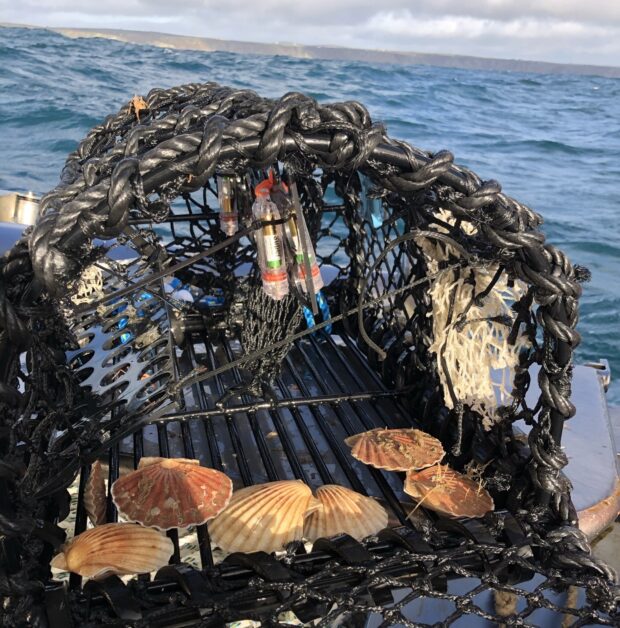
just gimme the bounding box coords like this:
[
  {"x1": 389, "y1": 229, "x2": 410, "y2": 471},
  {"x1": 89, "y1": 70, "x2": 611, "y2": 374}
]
[
  {"x1": 358, "y1": 11, "x2": 620, "y2": 64},
  {"x1": 367, "y1": 11, "x2": 617, "y2": 39},
  {"x1": 8, "y1": 0, "x2": 620, "y2": 26},
  {"x1": 2, "y1": 0, "x2": 619, "y2": 66}
]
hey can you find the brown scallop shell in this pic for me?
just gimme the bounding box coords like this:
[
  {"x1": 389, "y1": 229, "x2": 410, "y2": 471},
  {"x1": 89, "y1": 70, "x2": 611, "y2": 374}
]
[
  {"x1": 50, "y1": 523, "x2": 173, "y2": 580},
  {"x1": 209, "y1": 480, "x2": 320, "y2": 554},
  {"x1": 344, "y1": 428, "x2": 444, "y2": 471},
  {"x1": 404, "y1": 464, "x2": 494, "y2": 518},
  {"x1": 304, "y1": 485, "x2": 388, "y2": 541},
  {"x1": 111, "y1": 457, "x2": 232, "y2": 530},
  {"x1": 84, "y1": 460, "x2": 107, "y2": 526}
]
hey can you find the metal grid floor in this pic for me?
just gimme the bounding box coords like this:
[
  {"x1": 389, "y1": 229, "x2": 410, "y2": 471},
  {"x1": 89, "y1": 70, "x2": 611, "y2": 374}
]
[{"x1": 68, "y1": 325, "x2": 419, "y2": 586}]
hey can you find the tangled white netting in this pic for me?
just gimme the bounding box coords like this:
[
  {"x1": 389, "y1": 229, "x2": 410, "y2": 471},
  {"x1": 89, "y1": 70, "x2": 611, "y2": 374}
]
[
  {"x1": 421, "y1": 211, "x2": 531, "y2": 429},
  {"x1": 70, "y1": 265, "x2": 104, "y2": 305}
]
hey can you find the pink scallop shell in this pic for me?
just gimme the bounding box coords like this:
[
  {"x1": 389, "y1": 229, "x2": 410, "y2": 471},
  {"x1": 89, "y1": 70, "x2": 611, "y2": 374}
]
[
  {"x1": 111, "y1": 458, "x2": 232, "y2": 530},
  {"x1": 344, "y1": 428, "x2": 445, "y2": 471},
  {"x1": 404, "y1": 464, "x2": 494, "y2": 518}
]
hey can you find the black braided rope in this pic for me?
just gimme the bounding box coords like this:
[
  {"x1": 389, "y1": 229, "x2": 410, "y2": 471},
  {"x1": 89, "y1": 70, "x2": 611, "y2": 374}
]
[{"x1": 0, "y1": 82, "x2": 615, "y2": 626}]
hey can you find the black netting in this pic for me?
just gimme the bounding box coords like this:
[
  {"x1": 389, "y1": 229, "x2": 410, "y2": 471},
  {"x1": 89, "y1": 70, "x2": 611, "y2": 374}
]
[{"x1": 0, "y1": 82, "x2": 617, "y2": 626}]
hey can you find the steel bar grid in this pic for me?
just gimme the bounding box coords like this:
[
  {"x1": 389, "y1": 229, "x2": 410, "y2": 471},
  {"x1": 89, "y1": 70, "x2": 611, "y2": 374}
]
[{"x1": 66, "y1": 323, "x2": 422, "y2": 586}]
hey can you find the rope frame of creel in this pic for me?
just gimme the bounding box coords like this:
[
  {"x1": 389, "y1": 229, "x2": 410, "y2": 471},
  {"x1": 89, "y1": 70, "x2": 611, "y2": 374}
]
[
  {"x1": 29, "y1": 83, "x2": 583, "y2": 512},
  {"x1": 0, "y1": 82, "x2": 611, "y2": 626}
]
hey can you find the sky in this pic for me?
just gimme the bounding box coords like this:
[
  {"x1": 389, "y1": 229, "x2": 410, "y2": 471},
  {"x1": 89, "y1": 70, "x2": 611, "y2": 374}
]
[{"x1": 1, "y1": 0, "x2": 619, "y2": 67}]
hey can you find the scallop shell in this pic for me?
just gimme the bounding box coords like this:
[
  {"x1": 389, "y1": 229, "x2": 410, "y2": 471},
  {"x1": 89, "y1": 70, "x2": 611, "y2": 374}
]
[
  {"x1": 138, "y1": 456, "x2": 200, "y2": 469},
  {"x1": 209, "y1": 480, "x2": 320, "y2": 554},
  {"x1": 111, "y1": 458, "x2": 232, "y2": 530},
  {"x1": 304, "y1": 485, "x2": 388, "y2": 541},
  {"x1": 344, "y1": 428, "x2": 444, "y2": 471},
  {"x1": 84, "y1": 460, "x2": 107, "y2": 526},
  {"x1": 50, "y1": 523, "x2": 173, "y2": 580},
  {"x1": 404, "y1": 464, "x2": 494, "y2": 518}
]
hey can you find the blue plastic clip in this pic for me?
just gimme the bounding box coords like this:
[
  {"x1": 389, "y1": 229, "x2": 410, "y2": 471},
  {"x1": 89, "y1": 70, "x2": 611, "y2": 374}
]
[
  {"x1": 166, "y1": 277, "x2": 182, "y2": 291},
  {"x1": 303, "y1": 290, "x2": 332, "y2": 334},
  {"x1": 109, "y1": 302, "x2": 127, "y2": 317},
  {"x1": 302, "y1": 305, "x2": 316, "y2": 330},
  {"x1": 316, "y1": 290, "x2": 332, "y2": 333},
  {"x1": 198, "y1": 288, "x2": 225, "y2": 308}
]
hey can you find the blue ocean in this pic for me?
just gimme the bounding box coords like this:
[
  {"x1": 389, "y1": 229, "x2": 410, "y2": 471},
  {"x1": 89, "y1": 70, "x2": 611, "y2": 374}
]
[{"x1": 1, "y1": 26, "x2": 619, "y2": 403}]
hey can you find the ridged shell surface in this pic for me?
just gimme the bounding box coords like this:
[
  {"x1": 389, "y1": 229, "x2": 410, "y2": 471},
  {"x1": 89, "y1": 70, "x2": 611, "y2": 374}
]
[
  {"x1": 209, "y1": 480, "x2": 320, "y2": 554},
  {"x1": 138, "y1": 456, "x2": 200, "y2": 469},
  {"x1": 304, "y1": 485, "x2": 388, "y2": 541},
  {"x1": 344, "y1": 428, "x2": 444, "y2": 471},
  {"x1": 111, "y1": 458, "x2": 232, "y2": 530},
  {"x1": 404, "y1": 464, "x2": 494, "y2": 518},
  {"x1": 50, "y1": 523, "x2": 173, "y2": 580},
  {"x1": 84, "y1": 460, "x2": 107, "y2": 526}
]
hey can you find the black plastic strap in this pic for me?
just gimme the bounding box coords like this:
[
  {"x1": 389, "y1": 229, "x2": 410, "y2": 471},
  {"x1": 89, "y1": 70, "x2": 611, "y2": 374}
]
[
  {"x1": 435, "y1": 519, "x2": 492, "y2": 572},
  {"x1": 33, "y1": 520, "x2": 67, "y2": 549},
  {"x1": 291, "y1": 600, "x2": 330, "y2": 625},
  {"x1": 460, "y1": 519, "x2": 500, "y2": 546},
  {"x1": 375, "y1": 526, "x2": 447, "y2": 593},
  {"x1": 435, "y1": 518, "x2": 479, "y2": 544},
  {"x1": 312, "y1": 534, "x2": 374, "y2": 564},
  {"x1": 83, "y1": 576, "x2": 142, "y2": 621},
  {"x1": 493, "y1": 514, "x2": 535, "y2": 584},
  {"x1": 223, "y1": 551, "x2": 303, "y2": 582},
  {"x1": 218, "y1": 548, "x2": 327, "y2": 624},
  {"x1": 155, "y1": 563, "x2": 212, "y2": 604},
  {"x1": 378, "y1": 526, "x2": 433, "y2": 554},
  {"x1": 502, "y1": 513, "x2": 530, "y2": 549},
  {"x1": 195, "y1": 614, "x2": 227, "y2": 628},
  {"x1": 45, "y1": 583, "x2": 74, "y2": 628}
]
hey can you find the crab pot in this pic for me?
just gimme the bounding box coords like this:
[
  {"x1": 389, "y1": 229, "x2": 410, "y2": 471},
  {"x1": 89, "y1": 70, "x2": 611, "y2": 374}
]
[{"x1": 0, "y1": 84, "x2": 618, "y2": 627}]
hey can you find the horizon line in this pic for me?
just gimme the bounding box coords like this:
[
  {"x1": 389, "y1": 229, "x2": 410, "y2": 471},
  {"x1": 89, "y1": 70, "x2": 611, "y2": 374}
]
[{"x1": 2, "y1": 21, "x2": 619, "y2": 79}]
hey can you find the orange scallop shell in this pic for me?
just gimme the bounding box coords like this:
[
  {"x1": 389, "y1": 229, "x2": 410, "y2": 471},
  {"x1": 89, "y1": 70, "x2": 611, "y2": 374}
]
[
  {"x1": 138, "y1": 456, "x2": 199, "y2": 469},
  {"x1": 344, "y1": 428, "x2": 444, "y2": 471},
  {"x1": 304, "y1": 485, "x2": 388, "y2": 541},
  {"x1": 111, "y1": 457, "x2": 232, "y2": 530},
  {"x1": 50, "y1": 523, "x2": 173, "y2": 580},
  {"x1": 209, "y1": 480, "x2": 320, "y2": 554},
  {"x1": 84, "y1": 460, "x2": 107, "y2": 526},
  {"x1": 404, "y1": 464, "x2": 494, "y2": 518}
]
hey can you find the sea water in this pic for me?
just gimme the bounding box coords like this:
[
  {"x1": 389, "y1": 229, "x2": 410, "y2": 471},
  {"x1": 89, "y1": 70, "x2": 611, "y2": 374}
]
[{"x1": 1, "y1": 26, "x2": 619, "y2": 403}]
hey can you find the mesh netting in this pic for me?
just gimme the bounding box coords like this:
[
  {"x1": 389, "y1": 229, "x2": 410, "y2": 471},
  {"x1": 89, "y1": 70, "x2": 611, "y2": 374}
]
[{"x1": 0, "y1": 82, "x2": 617, "y2": 626}]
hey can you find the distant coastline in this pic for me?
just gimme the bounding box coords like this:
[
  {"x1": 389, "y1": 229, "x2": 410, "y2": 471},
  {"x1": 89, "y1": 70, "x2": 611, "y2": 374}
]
[{"x1": 3, "y1": 22, "x2": 620, "y2": 79}]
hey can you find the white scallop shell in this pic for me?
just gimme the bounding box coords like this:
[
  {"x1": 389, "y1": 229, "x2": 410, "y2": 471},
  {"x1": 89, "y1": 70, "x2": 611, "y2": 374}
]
[
  {"x1": 209, "y1": 480, "x2": 320, "y2": 554},
  {"x1": 50, "y1": 523, "x2": 173, "y2": 580},
  {"x1": 304, "y1": 485, "x2": 388, "y2": 541}
]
